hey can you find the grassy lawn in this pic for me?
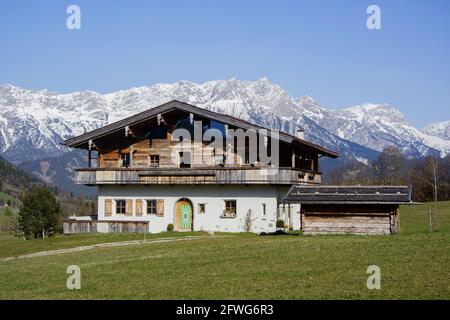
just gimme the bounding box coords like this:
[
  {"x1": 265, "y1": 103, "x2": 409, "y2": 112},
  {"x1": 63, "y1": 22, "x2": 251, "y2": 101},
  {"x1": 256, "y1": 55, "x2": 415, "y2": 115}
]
[
  {"x1": 400, "y1": 201, "x2": 450, "y2": 234},
  {"x1": 0, "y1": 232, "x2": 209, "y2": 259},
  {"x1": 0, "y1": 202, "x2": 449, "y2": 299}
]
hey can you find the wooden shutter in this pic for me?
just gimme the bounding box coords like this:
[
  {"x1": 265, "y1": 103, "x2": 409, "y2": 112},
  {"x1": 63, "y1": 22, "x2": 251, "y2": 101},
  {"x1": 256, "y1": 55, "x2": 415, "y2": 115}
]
[
  {"x1": 104, "y1": 199, "x2": 112, "y2": 217},
  {"x1": 126, "y1": 199, "x2": 133, "y2": 216},
  {"x1": 157, "y1": 199, "x2": 164, "y2": 217},
  {"x1": 135, "y1": 199, "x2": 143, "y2": 217}
]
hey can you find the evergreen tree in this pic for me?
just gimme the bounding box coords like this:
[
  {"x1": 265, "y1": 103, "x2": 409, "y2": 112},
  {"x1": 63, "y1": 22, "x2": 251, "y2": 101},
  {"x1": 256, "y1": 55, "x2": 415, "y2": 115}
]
[{"x1": 17, "y1": 186, "x2": 60, "y2": 239}]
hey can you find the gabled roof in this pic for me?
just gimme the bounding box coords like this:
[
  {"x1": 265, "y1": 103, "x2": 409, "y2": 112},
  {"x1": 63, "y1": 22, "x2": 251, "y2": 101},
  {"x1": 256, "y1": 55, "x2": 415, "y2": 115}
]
[
  {"x1": 64, "y1": 100, "x2": 338, "y2": 158},
  {"x1": 283, "y1": 185, "x2": 412, "y2": 204}
]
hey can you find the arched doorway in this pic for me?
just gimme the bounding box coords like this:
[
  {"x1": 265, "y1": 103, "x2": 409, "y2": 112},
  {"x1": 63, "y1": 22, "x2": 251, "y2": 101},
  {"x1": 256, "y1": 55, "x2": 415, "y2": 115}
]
[{"x1": 175, "y1": 198, "x2": 193, "y2": 231}]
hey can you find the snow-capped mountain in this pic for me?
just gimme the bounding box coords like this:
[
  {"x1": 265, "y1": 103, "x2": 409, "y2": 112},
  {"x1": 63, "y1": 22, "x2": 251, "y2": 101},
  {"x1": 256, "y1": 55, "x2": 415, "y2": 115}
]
[
  {"x1": 423, "y1": 120, "x2": 450, "y2": 141},
  {"x1": 0, "y1": 84, "x2": 110, "y2": 163},
  {"x1": 0, "y1": 78, "x2": 448, "y2": 176},
  {"x1": 314, "y1": 102, "x2": 450, "y2": 158}
]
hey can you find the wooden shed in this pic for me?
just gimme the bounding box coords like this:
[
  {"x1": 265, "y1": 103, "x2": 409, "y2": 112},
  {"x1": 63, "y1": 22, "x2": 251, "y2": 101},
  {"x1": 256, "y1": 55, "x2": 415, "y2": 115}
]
[{"x1": 283, "y1": 186, "x2": 412, "y2": 235}]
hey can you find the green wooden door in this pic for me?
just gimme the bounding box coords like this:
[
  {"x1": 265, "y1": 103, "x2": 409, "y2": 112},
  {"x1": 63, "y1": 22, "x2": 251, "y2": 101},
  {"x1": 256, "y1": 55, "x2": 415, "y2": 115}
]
[{"x1": 176, "y1": 200, "x2": 192, "y2": 230}]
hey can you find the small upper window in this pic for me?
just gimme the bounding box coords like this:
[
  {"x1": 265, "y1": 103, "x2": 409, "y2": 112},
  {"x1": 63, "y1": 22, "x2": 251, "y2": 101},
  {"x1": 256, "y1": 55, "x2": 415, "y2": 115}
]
[
  {"x1": 198, "y1": 203, "x2": 206, "y2": 214},
  {"x1": 146, "y1": 199, "x2": 157, "y2": 215},
  {"x1": 116, "y1": 199, "x2": 126, "y2": 214},
  {"x1": 149, "y1": 155, "x2": 160, "y2": 167},
  {"x1": 179, "y1": 152, "x2": 191, "y2": 168},
  {"x1": 121, "y1": 153, "x2": 130, "y2": 167},
  {"x1": 262, "y1": 203, "x2": 266, "y2": 216}
]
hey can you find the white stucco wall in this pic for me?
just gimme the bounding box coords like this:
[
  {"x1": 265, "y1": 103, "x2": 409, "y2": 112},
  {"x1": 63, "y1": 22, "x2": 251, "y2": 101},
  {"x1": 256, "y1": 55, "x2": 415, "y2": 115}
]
[{"x1": 97, "y1": 184, "x2": 300, "y2": 233}]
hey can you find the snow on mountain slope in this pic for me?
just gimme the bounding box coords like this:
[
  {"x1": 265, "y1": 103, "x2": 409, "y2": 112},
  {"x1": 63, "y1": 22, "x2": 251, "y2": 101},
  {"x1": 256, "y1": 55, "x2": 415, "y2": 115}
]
[
  {"x1": 423, "y1": 120, "x2": 450, "y2": 141},
  {"x1": 316, "y1": 103, "x2": 450, "y2": 158},
  {"x1": 0, "y1": 78, "x2": 448, "y2": 169},
  {"x1": 0, "y1": 84, "x2": 110, "y2": 163}
]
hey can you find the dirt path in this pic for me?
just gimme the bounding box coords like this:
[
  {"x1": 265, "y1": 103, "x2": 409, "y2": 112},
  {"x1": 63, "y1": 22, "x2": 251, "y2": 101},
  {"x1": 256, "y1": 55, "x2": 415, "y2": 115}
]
[{"x1": 0, "y1": 235, "x2": 225, "y2": 262}]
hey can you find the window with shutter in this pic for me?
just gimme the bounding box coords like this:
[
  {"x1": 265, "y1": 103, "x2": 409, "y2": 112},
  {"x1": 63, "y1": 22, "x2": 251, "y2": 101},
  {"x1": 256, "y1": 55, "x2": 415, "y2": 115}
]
[
  {"x1": 157, "y1": 199, "x2": 164, "y2": 217},
  {"x1": 104, "y1": 199, "x2": 112, "y2": 217},
  {"x1": 126, "y1": 199, "x2": 133, "y2": 216},
  {"x1": 116, "y1": 199, "x2": 126, "y2": 214},
  {"x1": 146, "y1": 200, "x2": 157, "y2": 214}
]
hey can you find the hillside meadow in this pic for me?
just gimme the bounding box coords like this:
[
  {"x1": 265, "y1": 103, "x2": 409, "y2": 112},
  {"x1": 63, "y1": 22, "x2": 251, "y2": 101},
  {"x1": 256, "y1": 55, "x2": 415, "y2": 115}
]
[{"x1": 0, "y1": 201, "x2": 449, "y2": 299}]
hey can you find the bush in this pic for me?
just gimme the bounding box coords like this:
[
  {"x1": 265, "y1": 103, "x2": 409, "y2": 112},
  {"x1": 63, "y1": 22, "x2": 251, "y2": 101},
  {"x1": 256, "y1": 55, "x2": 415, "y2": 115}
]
[
  {"x1": 167, "y1": 223, "x2": 174, "y2": 232},
  {"x1": 276, "y1": 219, "x2": 285, "y2": 228}
]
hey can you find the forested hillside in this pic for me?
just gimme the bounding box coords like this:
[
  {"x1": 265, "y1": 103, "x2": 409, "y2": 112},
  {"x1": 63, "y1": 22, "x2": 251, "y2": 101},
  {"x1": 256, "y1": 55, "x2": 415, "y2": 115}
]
[{"x1": 0, "y1": 155, "x2": 39, "y2": 199}]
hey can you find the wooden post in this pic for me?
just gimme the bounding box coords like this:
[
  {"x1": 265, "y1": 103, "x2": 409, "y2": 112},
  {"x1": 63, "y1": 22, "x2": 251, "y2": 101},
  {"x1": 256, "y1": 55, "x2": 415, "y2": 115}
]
[
  {"x1": 291, "y1": 148, "x2": 295, "y2": 168},
  {"x1": 300, "y1": 210, "x2": 305, "y2": 231},
  {"x1": 144, "y1": 222, "x2": 146, "y2": 242},
  {"x1": 428, "y1": 208, "x2": 433, "y2": 233},
  {"x1": 130, "y1": 145, "x2": 134, "y2": 168},
  {"x1": 88, "y1": 139, "x2": 93, "y2": 168}
]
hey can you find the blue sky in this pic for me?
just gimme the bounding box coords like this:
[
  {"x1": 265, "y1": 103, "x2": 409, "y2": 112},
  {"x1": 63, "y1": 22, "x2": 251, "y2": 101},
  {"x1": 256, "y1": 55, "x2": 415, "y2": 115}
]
[{"x1": 0, "y1": 0, "x2": 449, "y2": 127}]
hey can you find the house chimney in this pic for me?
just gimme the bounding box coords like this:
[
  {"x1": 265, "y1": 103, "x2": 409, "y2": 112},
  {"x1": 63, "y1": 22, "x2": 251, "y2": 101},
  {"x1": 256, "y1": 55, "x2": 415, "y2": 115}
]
[{"x1": 296, "y1": 129, "x2": 305, "y2": 140}]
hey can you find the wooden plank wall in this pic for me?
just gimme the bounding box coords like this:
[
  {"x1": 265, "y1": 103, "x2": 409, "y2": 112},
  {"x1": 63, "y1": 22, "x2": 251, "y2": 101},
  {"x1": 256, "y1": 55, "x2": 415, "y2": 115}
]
[
  {"x1": 300, "y1": 204, "x2": 399, "y2": 235},
  {"x1": 302, "y1": 214, "x2": 391, "y2": 235},
  {"x1": 63, "y1": 221, "x2": 149, "y2": 234},
  {"x1": 63, "y1": 221, "x2": 98, "y2": 234},
  {"x1": 98, "y1": 137, "x2": 229, "y2": 168}
]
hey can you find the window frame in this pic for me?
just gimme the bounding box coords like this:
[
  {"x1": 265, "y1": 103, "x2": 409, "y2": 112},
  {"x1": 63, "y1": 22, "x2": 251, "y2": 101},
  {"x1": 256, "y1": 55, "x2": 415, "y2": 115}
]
[
  {"x1": 115, "y1": 199, "x2": 126, "y2": 215},
  {"x1": 146, "y1": 199, "x2": 157, "y2": 215},
  {"x1": 222, "y1": 199, "x2": 237, "y2": 218},
  {"x1": 149, "y1": 154, "x2": 160, "y2": 167},
  {"x1": 198, "y1": 203, "x2": 206, "y2": 214},
  {"x1": 120, "y1": 153, "x2": 131, "y2": 168},
  {"x1": 179, "y1": 151, "x2": 191, "y2": 168}
]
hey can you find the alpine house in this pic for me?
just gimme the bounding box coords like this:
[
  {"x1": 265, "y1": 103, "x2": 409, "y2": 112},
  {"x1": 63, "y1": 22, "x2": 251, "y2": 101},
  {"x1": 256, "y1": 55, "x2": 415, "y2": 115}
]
[{"x1": 63, "y1": 100, "x2": 339, "y2": 234}]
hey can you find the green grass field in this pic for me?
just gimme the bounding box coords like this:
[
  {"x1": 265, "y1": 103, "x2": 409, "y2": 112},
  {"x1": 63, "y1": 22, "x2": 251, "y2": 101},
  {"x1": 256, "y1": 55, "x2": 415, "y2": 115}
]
[
  {"x1": 0, "y1": 191, "x2": 21, "y2": 207},
  {"x1": 0, "y1": 202, "x2": 449, "y2": 299}
]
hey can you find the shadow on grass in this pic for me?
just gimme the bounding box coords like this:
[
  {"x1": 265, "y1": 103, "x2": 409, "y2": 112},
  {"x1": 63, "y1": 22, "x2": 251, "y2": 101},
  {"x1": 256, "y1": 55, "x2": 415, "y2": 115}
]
[{"x1": 259, "y1": 230, "x2": 301, "y2": 236}]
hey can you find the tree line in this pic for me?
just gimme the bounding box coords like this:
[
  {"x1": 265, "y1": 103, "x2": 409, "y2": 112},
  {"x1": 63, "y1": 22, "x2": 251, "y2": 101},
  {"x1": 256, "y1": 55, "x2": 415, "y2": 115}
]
[{"x1": 326, "y1": 146, "x2": 450, "y2": 202}]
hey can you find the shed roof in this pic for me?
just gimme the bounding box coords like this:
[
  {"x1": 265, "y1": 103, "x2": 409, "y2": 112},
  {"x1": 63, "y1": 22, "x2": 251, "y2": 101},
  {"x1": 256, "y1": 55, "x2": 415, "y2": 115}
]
[
  {"x1": 283, "y1": 185, "x2": 412, "y2": 204},
  {"x1": 63, "y1": 100, "x2": 338, "y2": 158}
]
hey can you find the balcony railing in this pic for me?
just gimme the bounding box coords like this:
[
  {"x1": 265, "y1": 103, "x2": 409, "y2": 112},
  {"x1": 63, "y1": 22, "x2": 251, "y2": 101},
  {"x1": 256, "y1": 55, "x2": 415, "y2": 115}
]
[{"x1": 74, "y1": 167, "x2": 321, "y2": 185}]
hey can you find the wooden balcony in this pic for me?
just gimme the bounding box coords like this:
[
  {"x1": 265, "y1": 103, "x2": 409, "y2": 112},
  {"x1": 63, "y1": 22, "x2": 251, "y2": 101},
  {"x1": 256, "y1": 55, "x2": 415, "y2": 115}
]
[{"x1": 74, "y1": 167, "x2": 321, "y2": 185}]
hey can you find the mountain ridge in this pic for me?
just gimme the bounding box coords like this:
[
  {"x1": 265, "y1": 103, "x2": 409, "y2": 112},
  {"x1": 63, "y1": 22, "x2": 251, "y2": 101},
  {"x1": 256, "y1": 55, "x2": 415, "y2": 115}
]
[{"x1": 1, "y1": 79, "x2": 448, "y2": 160}]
